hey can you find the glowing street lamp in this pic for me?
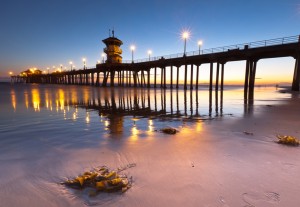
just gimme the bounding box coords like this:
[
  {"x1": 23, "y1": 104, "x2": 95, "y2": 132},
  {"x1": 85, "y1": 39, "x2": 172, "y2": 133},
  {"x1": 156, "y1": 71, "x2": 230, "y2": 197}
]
[
  {"x1": 148, "y1": 50, "x2": 152, "y2": 61},
  {"x1": 198, "y1": 40, "x2": 203, "y2": 55},
  {"x1": 69, "y1": 61, "x2": 73, "y2": 70},
  {"x1": 130, "y1": 45, "x2": 135, "y2": 63},
  {"x1": 9, "y1": 72, "x2": 13, "y2": 76},
  {"x1": 82, "y1": 58, "x2": 86, "y2": 69},
  {"x1": 182, "y1": 31, "x2": 189, "y2": 56}
]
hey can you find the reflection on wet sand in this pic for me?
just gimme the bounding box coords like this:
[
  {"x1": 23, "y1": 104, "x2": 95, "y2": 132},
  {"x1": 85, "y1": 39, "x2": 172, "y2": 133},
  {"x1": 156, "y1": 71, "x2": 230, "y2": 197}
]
[{"x1": 15, "y1": 86, "x2": 239, "y2": 135}]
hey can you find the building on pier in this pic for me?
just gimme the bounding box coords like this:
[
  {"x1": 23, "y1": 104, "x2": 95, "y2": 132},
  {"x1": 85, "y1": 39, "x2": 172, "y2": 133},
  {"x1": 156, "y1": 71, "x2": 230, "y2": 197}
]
[{"x1": 102, "y1": 30, "x2": 123, "y2": 64}]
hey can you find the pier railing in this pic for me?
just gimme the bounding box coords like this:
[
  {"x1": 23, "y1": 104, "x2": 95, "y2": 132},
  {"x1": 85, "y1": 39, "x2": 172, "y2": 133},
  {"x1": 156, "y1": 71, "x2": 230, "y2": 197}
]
[
  {"x1": 121, "y1": 35, "x2": 299, "y2": 64},
  {"x1": 71, "y1": 35, "x2": 299, "y2": 67}
]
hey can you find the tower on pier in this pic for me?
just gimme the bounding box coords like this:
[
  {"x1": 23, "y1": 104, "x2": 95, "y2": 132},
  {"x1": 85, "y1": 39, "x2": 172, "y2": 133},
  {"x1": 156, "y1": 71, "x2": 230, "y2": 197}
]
[{"x1": 102, "y1": 29, "x2": 123, "y2": 63}]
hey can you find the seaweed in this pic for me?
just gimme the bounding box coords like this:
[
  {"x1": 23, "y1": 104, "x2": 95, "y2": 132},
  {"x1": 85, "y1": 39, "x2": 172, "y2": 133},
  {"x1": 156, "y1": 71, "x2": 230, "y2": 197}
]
[
  {"x1": 61, "y1": 165, "x2": 134, "y2": 195},
  {"x1": 277, "y1": 135, "x2": 300, "y2": 146},
  {"x1": 160, "y1": 127, "x2": 178, "y2": 135}
]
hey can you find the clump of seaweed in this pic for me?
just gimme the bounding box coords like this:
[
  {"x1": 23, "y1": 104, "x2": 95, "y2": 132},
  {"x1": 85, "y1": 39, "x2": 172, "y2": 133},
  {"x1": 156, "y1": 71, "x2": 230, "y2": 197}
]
[
  {"x1": 160, "y1": 127, "x2": 178, "y2": 135},
  {"x1": 277, "y1": 135, "x2": 300, "y2": 146},
  {"x1": 61, "y1": 165, "x2": 134, "y2": 195}
]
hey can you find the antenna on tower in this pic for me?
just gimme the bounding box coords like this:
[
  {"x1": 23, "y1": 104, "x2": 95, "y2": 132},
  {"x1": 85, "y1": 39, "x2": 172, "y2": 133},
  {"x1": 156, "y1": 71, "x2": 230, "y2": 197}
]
[{"x1": 112, "y1": 27, "x2": 115, "y2": 37}]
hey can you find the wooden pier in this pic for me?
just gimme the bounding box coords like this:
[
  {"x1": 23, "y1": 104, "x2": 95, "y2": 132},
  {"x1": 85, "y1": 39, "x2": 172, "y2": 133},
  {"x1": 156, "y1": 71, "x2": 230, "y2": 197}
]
[{"x1": 11, "y1": 35, "x2": 300, "y2": 103}]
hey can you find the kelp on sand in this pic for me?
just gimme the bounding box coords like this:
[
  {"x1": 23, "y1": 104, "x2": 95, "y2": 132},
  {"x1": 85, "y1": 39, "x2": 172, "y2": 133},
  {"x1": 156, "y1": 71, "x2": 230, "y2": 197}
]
[
  {"x1": 277, "y1": 135, "x2": 300, "y2": 146},
  {"x1": 61, "y1": 164, "x2": 135, "y2": 196}
]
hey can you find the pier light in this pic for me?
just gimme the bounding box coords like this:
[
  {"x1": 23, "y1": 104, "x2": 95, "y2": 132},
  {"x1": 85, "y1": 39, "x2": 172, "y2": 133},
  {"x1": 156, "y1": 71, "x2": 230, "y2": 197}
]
[
  {"x1": 148, "y1": 50, "x2": 152, "y2": 61},
  {"x1": 101, "y1": 53, "x2": 105, "y2": 63},
  {"x1": 182, "y1": 31, "x2": 189, "y2": 56},
  {"x1": 69, "y1": 61, "x2": 73, "y2": 70},
  {"x1": 82, "y1": 58, "x2": 86, "y2": 69},
  {"x1": 9, "y1": 71, "x2": 13, "y2": 76},
  {"x1": 198, "y1": 40, "x2": 203, "y2": 55},
  {"x1": 130, "y1": 45, "x2": 135, "y2": 63}
]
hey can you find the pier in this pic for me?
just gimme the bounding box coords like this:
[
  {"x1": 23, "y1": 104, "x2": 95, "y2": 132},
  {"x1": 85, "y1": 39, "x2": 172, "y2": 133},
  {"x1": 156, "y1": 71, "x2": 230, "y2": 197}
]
[{"x1": 11, "y1": 35, "x2": 300, "y2": 103}]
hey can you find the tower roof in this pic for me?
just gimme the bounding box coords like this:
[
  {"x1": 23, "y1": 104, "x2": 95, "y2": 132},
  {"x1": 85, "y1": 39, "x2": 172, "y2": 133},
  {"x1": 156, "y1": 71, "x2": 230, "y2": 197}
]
[{"x1": 102, "y1": 37, "x2": 123, "y2": 46}]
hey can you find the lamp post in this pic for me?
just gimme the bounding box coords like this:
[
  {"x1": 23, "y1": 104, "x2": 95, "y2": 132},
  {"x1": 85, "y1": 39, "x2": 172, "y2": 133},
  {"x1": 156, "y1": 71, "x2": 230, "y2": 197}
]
[
  {"x1": 130, "y1": 45, "x2": 135, "y2": 63},
  {"x1": 198, "y1": 40, "x2": 203, "y2": 55},
  {"x1": 47, "y1": 67, "x2": 50, "y2": 74},
  {"x1": 182, "y1": 31, "x2": 189, "y2": 56},
  {"x1": 69, "y1": 61, "x2": 73, "y2": 70},
  {"x1": 101, "y1": 53, "x2": 105, "y2": 63},
  {"x1": 148, "y1": 50, "x2": 152, "y2": 61},
  {"x1": 82, "y1": 58, "x2": 86, "y2": 69},
  {"x1": 60, "y1": 64, "x2": 63, "y2": 72}
]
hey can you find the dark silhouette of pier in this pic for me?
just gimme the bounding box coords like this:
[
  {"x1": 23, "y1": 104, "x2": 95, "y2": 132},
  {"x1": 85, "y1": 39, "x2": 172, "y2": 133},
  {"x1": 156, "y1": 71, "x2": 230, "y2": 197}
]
[{"x1": 11, "y1": 35, "x2": 300, "y2": 103}]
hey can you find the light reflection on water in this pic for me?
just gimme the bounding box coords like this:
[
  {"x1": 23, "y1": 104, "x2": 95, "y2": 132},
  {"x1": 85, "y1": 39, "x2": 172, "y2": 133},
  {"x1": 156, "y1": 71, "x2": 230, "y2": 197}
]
[{"x1": 2, "y1": 83, "x2": 291, "y2": 138}]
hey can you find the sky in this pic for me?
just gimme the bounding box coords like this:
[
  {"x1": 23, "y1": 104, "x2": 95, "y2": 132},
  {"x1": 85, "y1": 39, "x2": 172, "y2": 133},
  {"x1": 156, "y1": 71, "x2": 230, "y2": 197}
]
[{"x1": 1, "y1": 0, "x2": 300, "y2": 84}]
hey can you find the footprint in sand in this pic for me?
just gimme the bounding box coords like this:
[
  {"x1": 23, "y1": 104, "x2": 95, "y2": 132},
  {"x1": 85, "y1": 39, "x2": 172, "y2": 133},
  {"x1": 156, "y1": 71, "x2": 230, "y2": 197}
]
[
  {"x1": 242, "y1": 191, "x2": 280, "y2": 207},
  {"x1": 218, "y1": 196, "x2": 230, "y2": 207}
]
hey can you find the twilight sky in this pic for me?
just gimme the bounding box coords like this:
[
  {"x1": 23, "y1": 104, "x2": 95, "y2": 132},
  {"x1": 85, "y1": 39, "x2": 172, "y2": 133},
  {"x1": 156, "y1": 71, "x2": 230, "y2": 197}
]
[{"x1": 1, "y1": 0, "x2": 300, "y2": 83}]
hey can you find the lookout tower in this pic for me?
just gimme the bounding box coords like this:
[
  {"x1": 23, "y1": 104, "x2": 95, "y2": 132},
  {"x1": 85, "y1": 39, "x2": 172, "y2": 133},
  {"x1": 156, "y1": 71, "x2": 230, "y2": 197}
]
[{"x1": 102, "y1": 30, "x2": 123, "y2": 63}]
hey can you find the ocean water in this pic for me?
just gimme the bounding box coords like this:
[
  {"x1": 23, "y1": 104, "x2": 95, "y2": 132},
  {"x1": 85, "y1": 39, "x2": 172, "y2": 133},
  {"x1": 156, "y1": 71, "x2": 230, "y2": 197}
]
[{"x1": 0, "y1": 82, "x2": 292, "y2": 206}]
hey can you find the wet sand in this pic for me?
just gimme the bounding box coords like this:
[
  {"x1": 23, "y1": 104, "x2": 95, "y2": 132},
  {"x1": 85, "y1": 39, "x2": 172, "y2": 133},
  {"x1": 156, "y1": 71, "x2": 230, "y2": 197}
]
[
  {"x1": 86, "y1": 92, "x2": 300, "y2": 207},
  {"x1": 0, "y1": 84, "x2": 299, "y2": 207}
]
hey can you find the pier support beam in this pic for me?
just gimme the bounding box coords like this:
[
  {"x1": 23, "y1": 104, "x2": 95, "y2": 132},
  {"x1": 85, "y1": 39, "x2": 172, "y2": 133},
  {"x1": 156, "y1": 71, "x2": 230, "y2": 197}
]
[
  {"x1": 160, "y1": 67, "x2": 163, "y2": 88},
  {"x1": 190, "y1": 64, "x2": 194, "y2": 90},
  {"x1": 96, "y1": 72, "x2": 100, "y2": 86},
  {"x1": 133, "y1": 71, "x2": 138, "y2": 87},
  {"x1": 147, "y1": 70, "x2": 151, "y2": 88},
  {"x1": 292, "y1": 55, "x2": 300, "y2": 91},
  {"x1": 244, "y1": 59, "x2": 258, "y2": 103},
  {"x1": 248, "y1": 60, "x2": 257, "y2": 101},
  {"x1": 170, "y1": 66, "x2": 173, "y2": 89},
  {"x1": 244, "y1": 60, "x2": 250, "y2": 101},
  {"x1": 176, "y1": 66, "x2": 179, "y2": 89},
  {"x1": 154, "y1": 67, "x2": 157, "y2": 88},
  {"x1": 209, "y1": 62, "x2": 213, "y2": 92},
  {"x1": 129, "y1": 71, "x2": 132, "y2": 87},
  {"x1": 110, "y1": 70, "x2": 115, "y2": 87},
  {"x1": 196, "y1": 64, "x2": 200, "y2": 90},
  {"x1": 220, "y1": 63, "x2": 225, "y2": 91},
  {"x1": 184, "y1": 64, "x2": 188, "y2": 90},
  {"x1": 163, "y1": 67, "x2": 166, "y2": 88}
]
